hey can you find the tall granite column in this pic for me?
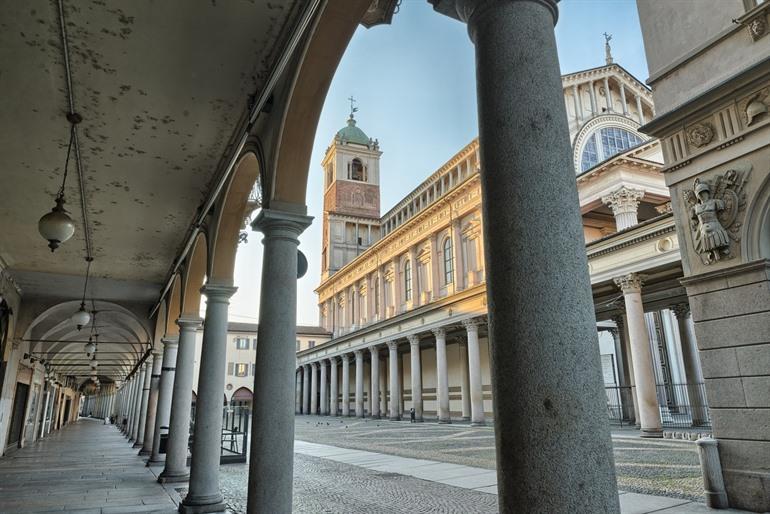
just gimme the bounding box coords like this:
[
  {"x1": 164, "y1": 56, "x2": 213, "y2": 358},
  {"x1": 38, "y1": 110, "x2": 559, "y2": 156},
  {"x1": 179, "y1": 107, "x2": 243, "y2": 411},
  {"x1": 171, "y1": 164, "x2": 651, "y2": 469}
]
[
  {"x1": 319, "y1": 359, "x2": 328, "y2": 416},
  {"x1": 370, "y1": 345, "x2": 380, "y2": 419},
  {"x1": 354, "y1": 350, "x2": 364, "y2": 417},
  {"x1": 179, "y1": 283, "x2": 237, "y2": 513},
  {"x1": 379, "y1": 355, "x2": 387, "y2": 416},
  {"x1": 387, "y1": 341, "x2": 400, "y2": 420},
  {"x1": 310, "y1": 363, "x2": 318, "y2": 415},
  {"x1": 341, "y1": 354, "x2": 350, "y2": 416},
  {"x1": 463, "y1": 318, "x2": 485, "y2": 425},
  {"x1": 148, "y1": 336, "x2": 178, "y2": 465},
  {"x1": 130, "y1": 368, "x2": 145, "y2": 441},
  {"x1": 459, "y1": 342, "x2": 471, "y2": 420},
  {"x1": 329, "y1": 357, "x2": 338, "y2": 416},
  {"x1": 124, "y1": 377, "x2": 135, "y2": 436},
  {"x1": 302, "y1": 364, "x2": 310, "y2": 415},
  {"x1": 671, "y1": 303, "x2": 707, "y2": 426},
  {"x1": 245, "y1": 208, "x2": 312, "y2": 514},
  {"x1": 432, "y1": 328, "x2": 450, "y2": 423},
  {"x1": 140, "y1": 348, "x2": 162, "y2": 456},
  {"x1": 160, "y1": 316, "x2": 202, "y2": 483},
  {"x1": 430, "y1": 0, "x2": 619, "y2": 510},
  {"x1": 408, "y1": 335, "x2": 423, "y2": 421},
  {"x1": 134, "y1": 358, "x2": 153, "y2": 448},
  {"x1": 295, "y1": 370, "x2": 302, "y2": 414},
  {"x1": 615, "y1": 273, "x2": 662, "y2": 437}
]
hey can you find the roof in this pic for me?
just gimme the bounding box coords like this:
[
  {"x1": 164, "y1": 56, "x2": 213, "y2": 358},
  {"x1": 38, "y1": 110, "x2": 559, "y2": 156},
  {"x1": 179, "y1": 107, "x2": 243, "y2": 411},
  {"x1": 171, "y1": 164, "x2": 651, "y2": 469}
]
[{"x1": 336, "y1": 115, "x2": 370, "y2": 145}]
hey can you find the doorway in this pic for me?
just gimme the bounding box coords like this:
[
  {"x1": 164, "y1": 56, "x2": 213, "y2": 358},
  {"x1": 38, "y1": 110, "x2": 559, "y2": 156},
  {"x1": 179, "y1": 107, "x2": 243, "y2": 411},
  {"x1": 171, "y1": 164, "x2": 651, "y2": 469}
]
[{"x1": 7, "y1": 382, "x2": 29, "y2": 450}]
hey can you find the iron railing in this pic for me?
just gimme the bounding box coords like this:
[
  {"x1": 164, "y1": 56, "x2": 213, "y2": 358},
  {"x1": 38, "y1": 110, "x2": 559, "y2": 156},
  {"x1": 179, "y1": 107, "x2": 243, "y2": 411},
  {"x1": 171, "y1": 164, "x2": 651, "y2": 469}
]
[
  {"x1": 605, "y1": 383, "x2": 710, "y2": 429},
  {"x1": 189, "y1": 404, "x2": 249, "y2": 464}
]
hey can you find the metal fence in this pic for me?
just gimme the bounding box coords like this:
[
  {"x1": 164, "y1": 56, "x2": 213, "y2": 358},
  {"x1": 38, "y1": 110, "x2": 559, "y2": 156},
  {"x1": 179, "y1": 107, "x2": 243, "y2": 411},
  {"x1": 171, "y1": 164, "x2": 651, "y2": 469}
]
[
  {"x1": 605, "y1": 383, "x2": 710, "y2": 429},
  {"x1": 189, "y1": 404, "x2": 250, "y2": 464}
]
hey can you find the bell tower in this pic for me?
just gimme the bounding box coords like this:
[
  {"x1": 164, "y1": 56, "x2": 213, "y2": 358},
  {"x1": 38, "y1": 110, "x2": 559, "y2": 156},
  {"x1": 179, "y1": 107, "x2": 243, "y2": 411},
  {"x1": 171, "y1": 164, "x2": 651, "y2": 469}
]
[{"x1": 321, "y1": 105, "x2": 382, "y2": 280}]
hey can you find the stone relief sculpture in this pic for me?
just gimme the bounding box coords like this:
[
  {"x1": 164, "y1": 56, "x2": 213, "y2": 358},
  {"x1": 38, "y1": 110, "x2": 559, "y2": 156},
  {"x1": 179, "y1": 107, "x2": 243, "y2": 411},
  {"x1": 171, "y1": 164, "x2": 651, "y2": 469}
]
[
  {"x1": 682, "y1": 164, "x2": 751, "y2": 264},
  {"x1": 685, "y1": 122, "x2": 713, "y2": 148}
]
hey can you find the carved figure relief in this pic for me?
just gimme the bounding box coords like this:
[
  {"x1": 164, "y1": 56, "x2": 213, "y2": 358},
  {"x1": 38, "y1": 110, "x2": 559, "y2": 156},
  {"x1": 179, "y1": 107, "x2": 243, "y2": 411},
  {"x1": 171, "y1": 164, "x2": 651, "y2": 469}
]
[
  {"x1": 739, "y1": 88, "x2": 769, "y2": 126},
  {"x1": 748, "y1": 14, "x2": 768, "y2": 41},
  {"x1": 682, "y1": 164, "x2": 751, "y2": 264},
  {"x1": 686, "y1": 122, "x2": 714, "y2": 148}
]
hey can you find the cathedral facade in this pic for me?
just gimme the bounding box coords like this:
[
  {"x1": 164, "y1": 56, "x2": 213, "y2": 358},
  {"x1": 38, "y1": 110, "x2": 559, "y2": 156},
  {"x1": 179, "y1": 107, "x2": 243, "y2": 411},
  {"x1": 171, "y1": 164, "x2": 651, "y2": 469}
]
[{"x1": 295, "y1": 62, "x2": 706, "y2": 433}]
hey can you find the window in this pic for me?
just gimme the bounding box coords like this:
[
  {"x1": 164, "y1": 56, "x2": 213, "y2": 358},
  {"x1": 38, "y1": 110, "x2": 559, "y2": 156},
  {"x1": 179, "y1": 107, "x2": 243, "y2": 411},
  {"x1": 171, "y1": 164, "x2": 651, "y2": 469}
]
[
  {"x1": 580, "y1": 127, "x2": 643, "y2": 172},
  {"x1": 235, "y1": 363, "x2": 248, "y2": 377},
  {"x1": 309, "y1": 340, "x2": 316, "y2": 349},
  {"x1": 350, "y1": 158, "x2": 365, "y2": 181},
  {"x1": 227, "y1": 362, "x2": 234, "y2": 376},
  {"x1": 443, "y1": 237, "x2": 454, "y2": 285},
  {"x1": 404, "y1": 260, "x2": 412, "y2": 301},
  {"x1": 235, "y1": 337, "x2": 249, "y2": 349}
]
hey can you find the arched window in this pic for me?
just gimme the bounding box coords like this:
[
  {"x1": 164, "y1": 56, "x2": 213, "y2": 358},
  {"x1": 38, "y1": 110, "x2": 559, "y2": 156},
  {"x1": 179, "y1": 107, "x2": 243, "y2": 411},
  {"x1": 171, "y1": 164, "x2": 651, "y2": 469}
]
[
  {"x1": 350, "y1": 158, "x2": 365, "y2": 181},
  {"x1": 443, "y1": 237, "x2": 454, "y2": 285},
  {"x1": 580, "y1": 127, "x2": 643, "y2": 172},
  {"x1": 404, "y1": 260, "x2": 412, "y2": 302}
]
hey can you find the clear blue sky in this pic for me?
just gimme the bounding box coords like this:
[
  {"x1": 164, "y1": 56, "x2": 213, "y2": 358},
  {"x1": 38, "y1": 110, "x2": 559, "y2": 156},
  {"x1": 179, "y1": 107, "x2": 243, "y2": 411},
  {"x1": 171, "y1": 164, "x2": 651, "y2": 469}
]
[{"x1": 229, "y1": 0, "x2": 650, "y2": 325}]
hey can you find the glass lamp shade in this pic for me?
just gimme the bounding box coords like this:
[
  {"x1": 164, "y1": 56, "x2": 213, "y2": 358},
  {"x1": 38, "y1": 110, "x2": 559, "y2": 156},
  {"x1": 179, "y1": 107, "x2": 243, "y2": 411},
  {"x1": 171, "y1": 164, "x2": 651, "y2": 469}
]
[
  {"x1": 71, "y1": 305, "x2": 90, "y2": 329},
  {"x1": 84, "y1": 341, "x2": 96, "y2": 356},
  {"x1": 38, "y1": 196, "x2": 75, "y2": 252}
]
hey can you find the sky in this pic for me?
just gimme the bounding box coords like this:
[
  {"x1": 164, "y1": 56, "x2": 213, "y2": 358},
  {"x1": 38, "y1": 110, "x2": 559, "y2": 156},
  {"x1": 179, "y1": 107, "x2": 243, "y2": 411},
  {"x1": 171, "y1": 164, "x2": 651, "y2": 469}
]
[{"x1": 227, "y1": 0, "x2": 651, "y2": 326}]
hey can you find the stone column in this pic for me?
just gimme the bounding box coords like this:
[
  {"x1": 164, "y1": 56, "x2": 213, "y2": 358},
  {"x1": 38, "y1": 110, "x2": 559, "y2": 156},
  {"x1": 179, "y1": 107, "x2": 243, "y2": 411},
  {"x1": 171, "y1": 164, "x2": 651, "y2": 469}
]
[
  {"x1": 571, "y1": 84, "x2": 581, "y2": 124},
  {"x1": 295, "y1": 370, "x2": 302, "y2": 414},
  {"x1": 329, "y1": 358, "x2": 338, "y2": 416},
  {"x1": 124, "y1": 377, "x2": 135, "y2": 436},
  {"x1": 244, "y1": 209, "x2": 312, "y2": 514},
  {"x1": 369, "y1": 345, "x2": 380, "y2": 418},
  {"x1": 354, "y1": 350, "x2": 364, "y2": 417},
  {"x1": 602, "y1": 186, "x2": 644, "y2": 231},
  {"x1": 459, "y1": 342, "x2": 471, "y2": 420},
  {"x1": 615, "y1": 274, "x2": 663, "y2": 437},
  {"x1": 387, "y1": 341, "x2": 400, "y2": 420},
  {"x1": 432, "y1": 328, "x2": 450, "y2": 423},
  {"x1": 302, "y1": 364, "x2": 310, "y2": 415},
  {"x1": 409, "y1": 246, "x2": 420, "y2": 307},
  {"x1": 377, "y1": 271, "x2": 385, "y2": 321},
  {"x1": 341, "y1": 354, "x2": 350, "y2": 416},
  {"x1": 636, "y1": 94, "x2": 645, "y2": 124},
  {"x1": 134, "y1": 357, "x2": 153, "y2": 448},
  {"x1": 319, "y1": 359, "x2": 328, "y2": 416},
  {"x1": 179, "y1": 283, "x2": 237, "y2": 513},
  {"x1": 148, "y1": 336, "x2": 178, "y2": 464},
  {"x1": 160, "y1": 316, "x2": 202, "y2": 483},
  {"x1": 431, "y1": 0, "x2": 620, "y2": 510},
  {"x1": 671, "y1": 303, "x2": 708, "y2": 425},
  {"x1": 608, "y1": 319, "x2": 636, "y2": 424},
  {"x1": 589, "y1": 81, "x2": 597, "y2": 115},
  {"x1": 140, "y1": 349, "x2": 162, "y2": 455},
  {"x1": 408, "y1": 335, "x2": 423, "y2": 421},
  {"x1": 379, "y1": 356, "x2": 387, "y2": 416},
  {"x1": 463, "y1": 318, "x2": 485, "y2": 425},
  {"x1": 131, "y1": 369, "x2": 144, "y2": 441},
  {"x1": 619, "y1": 83, "x2": 628, "y2": 115},
  {"x1": 310, "y1": 362, "x2": 318, "y2": 415}
]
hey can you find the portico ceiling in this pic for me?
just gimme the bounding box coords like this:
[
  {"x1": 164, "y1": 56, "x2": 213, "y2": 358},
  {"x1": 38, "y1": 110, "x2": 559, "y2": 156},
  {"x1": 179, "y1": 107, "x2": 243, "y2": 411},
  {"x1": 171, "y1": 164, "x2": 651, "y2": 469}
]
[{"x1": 0, "y1": 0, "x2": 303, "y2": 298}]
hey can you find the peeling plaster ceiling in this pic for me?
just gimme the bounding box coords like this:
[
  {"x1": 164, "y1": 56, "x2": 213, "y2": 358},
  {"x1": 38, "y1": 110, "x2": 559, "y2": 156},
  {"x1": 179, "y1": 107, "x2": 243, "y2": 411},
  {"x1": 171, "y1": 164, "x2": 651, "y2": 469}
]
[{"x1": 0, "y1": 0, "x2": 301, "y2": 294}]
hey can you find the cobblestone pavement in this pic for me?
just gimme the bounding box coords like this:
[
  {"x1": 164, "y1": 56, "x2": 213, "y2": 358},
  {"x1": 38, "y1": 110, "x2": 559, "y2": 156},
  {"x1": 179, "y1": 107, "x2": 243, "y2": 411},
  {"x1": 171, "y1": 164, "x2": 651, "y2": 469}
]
[
  {"x1": 217, "y1": 454, "x2": 498, "y2": 514},
  {"x1": 294, "y1": 416, "x2": 705, "y2": 502}
]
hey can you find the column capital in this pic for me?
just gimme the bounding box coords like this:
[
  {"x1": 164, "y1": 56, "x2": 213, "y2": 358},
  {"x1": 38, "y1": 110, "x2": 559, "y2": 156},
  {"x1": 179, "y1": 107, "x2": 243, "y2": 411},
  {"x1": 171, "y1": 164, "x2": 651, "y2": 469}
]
[
  {"x1": 161, "y1": 335, "x2": 179, "y2": 347},
  {"x1": 430, "y1": 0, "x2": 558, "y2": 31},
  {"x1": 386, "y1": 341, "x2": 398, "y2": 352},
  {"x1": 176, "y1": 316, "x2": 203, "y2": 331},
  {"x1": 354, "y1": 349, "x2": 364, "y2": 358},
  {"x1": 250, "y1": 208, "x2": 313, "y2": 242},
  {"x1": 200, "y1": 282, "x2": 238, "y2": 301},
  {"x1": 601, "y1": 186, "x2": 644, "y2": 216},
  {"x1": 671, "y1": 302, "x2": 691, "y2": 320},
  {"x1": 407, "y1": 334, "x2": 420, "y2": 347},
  {"x1": 368, "y1": 344, "x2": 380, "y2": 355},
  {"x1": 432, "y1": 327, "x2": 446, "y2": 339},
  {"x1": 614, "y1": 273, "x2": 643, "y2": 294},
  {"x1": 340, "y1": 353, "x2": 350, "y2": 363},
  {"x1": 610, "y1": 313, "x2": 625, "y2": 330},
  {"x1": 310, "y1": 361, "x2": 318, "y2": 369},
  {"x1": 462, "y1": 317, "x2": 483, "y2": 332}
]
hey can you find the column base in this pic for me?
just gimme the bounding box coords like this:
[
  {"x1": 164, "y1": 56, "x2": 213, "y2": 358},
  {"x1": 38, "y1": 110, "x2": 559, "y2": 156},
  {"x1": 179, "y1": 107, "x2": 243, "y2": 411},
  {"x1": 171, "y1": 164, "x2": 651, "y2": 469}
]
[
  {"x1": 158, "y1": 471, "x2": 190, "y2": 484},
  {"x1": 179, "y1": 494, "x2": 226, "y2": 514},
  {"x1": 471, "y1": 421, "x2": 486, "y2": 427},
  {"x1": 641, "y1": 428, "x2": 664, "y2": 438},
  {"x1": 146, "y1": 456, "x2": 165, "y2": 467},
  {"x1": 132, "y1": 442, "x2": 143, "y2": 448},
  {"x1": 138, "y1": 448, "x2": 150, "y2": 456},
  {"x1": 462, "y1": 416, "x2": 471, "y2": 421},
  {"x1": 438, "y1": 419, "x2": 452, "y2": 424}
]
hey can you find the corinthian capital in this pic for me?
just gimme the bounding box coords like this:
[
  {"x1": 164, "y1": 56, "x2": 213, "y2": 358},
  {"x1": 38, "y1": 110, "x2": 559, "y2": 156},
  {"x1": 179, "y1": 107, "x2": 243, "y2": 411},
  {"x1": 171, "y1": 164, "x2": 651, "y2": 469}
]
[
  {"x1": 614, "y1": 273, "x2": 643, "y2": 294},
  {"x1": 429, "y1": 0, "x2": 559, "y2": 28},
  {"x1": 601, "y1": 186, "x2": 644, "y2": 216}
]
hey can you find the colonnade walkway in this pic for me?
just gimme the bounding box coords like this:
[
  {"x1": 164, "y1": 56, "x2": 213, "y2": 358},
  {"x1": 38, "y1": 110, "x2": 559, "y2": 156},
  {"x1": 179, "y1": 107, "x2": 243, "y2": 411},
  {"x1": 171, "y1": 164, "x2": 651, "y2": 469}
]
[{"x1": 0, "y1": 418, "x2": 177, "y2": 513}]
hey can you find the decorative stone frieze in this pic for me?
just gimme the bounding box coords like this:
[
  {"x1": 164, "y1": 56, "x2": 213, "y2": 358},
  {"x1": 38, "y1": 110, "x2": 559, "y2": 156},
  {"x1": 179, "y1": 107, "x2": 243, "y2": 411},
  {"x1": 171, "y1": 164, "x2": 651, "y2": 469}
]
[
  {"x1": 655, "y1": 202, "x2": 673, "y2": 214},
  {"x1": 686, "y1": 122, "x2": 714, "y2": 148},
  {"x1": 738, "y1": 87, "x2": 769, "y2": 126},
  {"x1": 746, "y1": 12, "x2": 768, "y2": 42},
  {"x1": 614, "y1": 273, "x2": 643, "y2": 293},
  {"x1": 681, "y1": 163, "x2": 751, "y2": 264},
  {"x1": 670, "y1": 302, "x2": 690, "y2": 319}
]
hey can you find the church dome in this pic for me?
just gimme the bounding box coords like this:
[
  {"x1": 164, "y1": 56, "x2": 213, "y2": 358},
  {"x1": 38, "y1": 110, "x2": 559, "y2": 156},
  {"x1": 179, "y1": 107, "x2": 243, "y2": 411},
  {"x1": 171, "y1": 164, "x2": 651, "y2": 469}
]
[{"x1": 336, "y1": 116, "x2": 370, "y2": 145}]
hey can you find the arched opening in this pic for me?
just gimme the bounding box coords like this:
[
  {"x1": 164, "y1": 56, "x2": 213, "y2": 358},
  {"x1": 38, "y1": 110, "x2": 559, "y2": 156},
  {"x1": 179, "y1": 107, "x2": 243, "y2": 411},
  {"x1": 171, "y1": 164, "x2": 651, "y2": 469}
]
[
  {"x1": 350, "y1": 158, "x2": 365, "y2": 181},
  {"x1": 182, "y1": 233, "x2": 208, "y2": 318},
  {"x1": 580, "y1": 126, "x2": 643, "y2": 172}
]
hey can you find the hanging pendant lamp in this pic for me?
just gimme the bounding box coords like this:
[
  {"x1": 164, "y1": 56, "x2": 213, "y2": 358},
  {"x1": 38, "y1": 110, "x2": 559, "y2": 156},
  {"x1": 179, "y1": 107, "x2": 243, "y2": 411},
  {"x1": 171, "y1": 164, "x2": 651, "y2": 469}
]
[
  {"x1": 39, "y1": 113, "x2": 81, "y2": 252},
  {"x1": 71, "y1": 257, "x2": 93, "y2": 330}
]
